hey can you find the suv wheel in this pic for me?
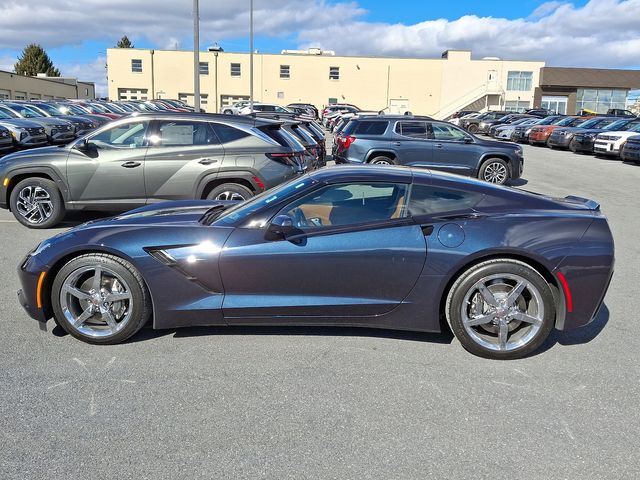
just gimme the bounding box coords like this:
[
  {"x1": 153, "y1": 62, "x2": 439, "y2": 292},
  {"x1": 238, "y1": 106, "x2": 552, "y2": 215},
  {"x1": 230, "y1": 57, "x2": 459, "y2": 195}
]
[
  {"x1": 223, "y1": 109, "x2": 233, "y2": 114},
  {"x1": 369, "y1": 156, "x2": 396, "y2": 165},
  {"x1": 9, "y1": 177, "x2": 66, "y2": 228},
  {"x1": 206, "y1": 183, "x2": 253, "y2": 201},
  {"x1": 479, "y1": 158, "x2": 510, "y2": 185},
  {"x1": 467, "y1": 124, "x2": 479, "y2": 134}
]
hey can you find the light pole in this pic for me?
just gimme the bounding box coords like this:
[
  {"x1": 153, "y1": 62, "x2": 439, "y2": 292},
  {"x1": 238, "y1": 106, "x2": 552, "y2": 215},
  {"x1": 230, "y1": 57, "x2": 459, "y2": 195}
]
[
  {"x1": 249, "y1": 0, "x2": 254, "y2": 111},
  {"x1": 193, "y1": 0, "x2": 200, "y2": 112}
]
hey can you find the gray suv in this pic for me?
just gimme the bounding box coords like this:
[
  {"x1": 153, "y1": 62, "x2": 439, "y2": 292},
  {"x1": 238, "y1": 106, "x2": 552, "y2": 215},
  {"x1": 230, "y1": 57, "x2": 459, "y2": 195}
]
[
  {"x1": 0, "y1": 113, "x2": 308, "y2": 228},
  {"x1": 333, "y1": 116, "x2": 524, "y2": 185}
]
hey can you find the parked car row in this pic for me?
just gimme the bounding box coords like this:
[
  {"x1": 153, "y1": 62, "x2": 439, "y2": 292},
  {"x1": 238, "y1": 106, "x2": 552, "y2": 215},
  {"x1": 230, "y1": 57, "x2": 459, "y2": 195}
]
[
  {"x1": 0, "y1": 98, "x2": 196, "y2": 154},
  {"x1": 467, "y1": 110, "x2": 640, "y2": 164},
  {"x1": 220, "y1": 102, "x2": 318, "y2": 119}
]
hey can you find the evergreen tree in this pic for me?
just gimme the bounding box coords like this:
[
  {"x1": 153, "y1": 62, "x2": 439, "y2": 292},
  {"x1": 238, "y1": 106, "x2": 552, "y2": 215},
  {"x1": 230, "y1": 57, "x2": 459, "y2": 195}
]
[
  {"x1": 14, "y1": 44, "x2": 61, "y2": 77},
  {"x1": 116, "y1": 36, "x2": 134, "y2": 48}
]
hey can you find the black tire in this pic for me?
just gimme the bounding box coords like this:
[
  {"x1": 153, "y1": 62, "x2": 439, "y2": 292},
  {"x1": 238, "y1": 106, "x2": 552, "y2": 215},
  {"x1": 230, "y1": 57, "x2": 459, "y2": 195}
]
[
  {"x1": 467, "y1": 124, "x2": 479, "y2": 134},
  {"x1": 569, "y1": 139, "x2": 579, "y2": 153},
  {"x1": 478, "y1": 157, "x2": 510, "y2": 185},
  {"x1": 9, "y1": 177, "x2": 65, "y2": 228},
  {"x1": 206, "y1": 183, "x2": 253, "y2": 201},
  {"x1": 445, "y1": 259, "x2": 555, "y2": 360},
  {"x1": 223, "y1": 109, "x2": 233, "y2": 114},
  {"x1": 369, "y1": 155, "x2": 396, "y2": 165},
  {"x1": 51, "y1": 253, "x2": 152, "y2": 345}
]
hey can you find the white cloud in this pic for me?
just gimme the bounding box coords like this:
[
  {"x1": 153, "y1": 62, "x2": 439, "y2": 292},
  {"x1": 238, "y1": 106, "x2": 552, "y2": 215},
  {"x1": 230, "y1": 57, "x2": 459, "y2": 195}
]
[
  {"x1": 57, "y1": 56, "x2": 108, "y2": 97},
  {"x1": 296, "y1": 0, "x2": 640, "y2": 68}
]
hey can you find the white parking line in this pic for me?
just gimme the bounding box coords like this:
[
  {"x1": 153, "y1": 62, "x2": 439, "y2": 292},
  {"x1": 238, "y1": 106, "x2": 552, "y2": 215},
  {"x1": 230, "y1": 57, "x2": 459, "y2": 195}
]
[{"x1": 0, "y1": 220, "x2": 18, "y2": 223}]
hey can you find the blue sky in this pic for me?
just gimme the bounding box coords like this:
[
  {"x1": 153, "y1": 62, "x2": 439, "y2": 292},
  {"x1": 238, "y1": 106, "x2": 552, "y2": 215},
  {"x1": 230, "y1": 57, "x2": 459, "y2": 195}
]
[{"x1": 0, "y1": 0, "x2": 638, "y2": 95}]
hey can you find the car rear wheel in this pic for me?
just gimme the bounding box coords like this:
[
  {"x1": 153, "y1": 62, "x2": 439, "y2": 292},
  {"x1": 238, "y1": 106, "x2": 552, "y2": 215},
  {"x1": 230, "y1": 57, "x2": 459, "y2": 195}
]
[
  {"x1": 467, "y1": 124, "x2": 479, "y2": 134},
  {"x1": 206, "y1": 183, "x2": 253, "y2": 201},
  {"x1": 446, "y1": 259, "x2": 555, "y2": 360},
  {"x1": 51, "y1": 254, "x2": 152, "y2": 344},
  {"x1": 369, "y1": 156, "x2": 396, "y2": 165},
  {"x1": 479, "y1": 158, "x2": 510, "y2": 185},
  {"x1": 223, "y1": 109, "x2": 233, "y2": 114},
  {"x1": 569, "y1": 139, "x2": 579, "y2": 153},
  {"x1": 9, "y1": 177, "x2": 66, "y2": 229}
]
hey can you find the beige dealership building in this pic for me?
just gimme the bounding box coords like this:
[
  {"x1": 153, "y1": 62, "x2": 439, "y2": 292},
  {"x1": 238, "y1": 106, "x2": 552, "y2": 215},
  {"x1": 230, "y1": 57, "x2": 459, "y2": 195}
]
[{"x1": 107, "y1": 48, "x2": 545, "y2": 118}]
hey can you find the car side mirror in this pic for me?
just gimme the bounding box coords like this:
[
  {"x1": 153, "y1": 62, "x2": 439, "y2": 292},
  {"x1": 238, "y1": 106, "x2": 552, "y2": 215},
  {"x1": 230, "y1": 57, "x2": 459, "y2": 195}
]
[
  {"x1": 75, "y1": 138, "x2": 96, "y2": 152},
  {"x1": 265, "y1": 214, "x2": 295, "y2": 241},
  {"x1": 463, "y1": 136, "x2": 474, "y2": 143}
]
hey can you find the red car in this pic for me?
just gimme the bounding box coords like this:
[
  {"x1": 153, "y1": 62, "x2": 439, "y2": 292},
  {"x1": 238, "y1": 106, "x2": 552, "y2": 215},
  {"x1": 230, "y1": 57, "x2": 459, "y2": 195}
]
[{"x1": 529, "y1": 116, "x2": 593, "y2": 146}]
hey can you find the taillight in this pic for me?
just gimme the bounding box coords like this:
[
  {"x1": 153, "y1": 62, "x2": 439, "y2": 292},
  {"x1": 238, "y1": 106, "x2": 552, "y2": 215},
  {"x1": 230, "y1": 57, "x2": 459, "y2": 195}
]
[
  {"x1": 338, "y1": 135, "x2": 356, "y2": 149},
  {"x1": 266, "y1": 152, "x2": 298, "y2": 167}
]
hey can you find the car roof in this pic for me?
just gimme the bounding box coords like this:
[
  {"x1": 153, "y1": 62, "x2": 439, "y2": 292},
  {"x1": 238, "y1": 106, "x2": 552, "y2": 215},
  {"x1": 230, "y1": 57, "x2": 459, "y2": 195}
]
[
  {"x1": 118, "y1": 111, "x2": 279, "y2": 126},
  {"x1": 307, "y1": 165, "x2": 420, "y2": 184}
]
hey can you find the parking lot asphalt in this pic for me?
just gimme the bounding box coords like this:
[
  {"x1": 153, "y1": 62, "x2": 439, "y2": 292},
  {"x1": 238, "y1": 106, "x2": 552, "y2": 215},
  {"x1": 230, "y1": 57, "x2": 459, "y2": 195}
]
[{"x1": 1, "y1": 144, "x2": 639, "y2": 479}]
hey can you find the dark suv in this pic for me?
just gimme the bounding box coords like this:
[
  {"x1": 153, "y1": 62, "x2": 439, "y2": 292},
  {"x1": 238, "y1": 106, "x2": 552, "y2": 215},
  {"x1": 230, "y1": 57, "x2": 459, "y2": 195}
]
[
  {"x1": 460, "y1": 111, "x2": 509, "y2": 133},
  {"x1": 333, "y1": 116, "x2": 523, "y2": 185},
  {"x1": 0, "y1": 113, "x2": 308, "y2": 228}
]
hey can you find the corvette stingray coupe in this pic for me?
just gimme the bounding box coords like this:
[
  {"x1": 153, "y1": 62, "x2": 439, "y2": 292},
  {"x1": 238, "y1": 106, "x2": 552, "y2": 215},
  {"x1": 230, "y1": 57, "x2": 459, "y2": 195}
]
[{"x1": 17, "y1": 166, "x2": 614, "y2": 359}]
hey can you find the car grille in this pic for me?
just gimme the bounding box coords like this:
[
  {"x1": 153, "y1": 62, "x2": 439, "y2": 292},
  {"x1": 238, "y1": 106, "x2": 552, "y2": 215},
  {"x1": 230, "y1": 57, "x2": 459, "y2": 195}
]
[
  {"x1": 27, "y1": 127, "x2": 45, "y2": 135},
  {"x1": 0, "y1": 130, "x2": 7, "y2": 138},
  {"x1": 597, "y1": 135, "x2": 616, "y2": 141}
]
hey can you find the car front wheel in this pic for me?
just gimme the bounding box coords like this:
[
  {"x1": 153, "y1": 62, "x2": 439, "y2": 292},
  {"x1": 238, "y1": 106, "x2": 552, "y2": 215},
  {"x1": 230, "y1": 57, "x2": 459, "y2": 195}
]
[
  {"x1": 446, "y1": 259, "x2": 555, "y2": 360},
  {"x1": 51, "y1": 253, "x2": 152, "y2": 344},
  {"x1": 369, "y1": 156, "x2": 396, "y2": 165},
  {"x1": 9, "y1": 177, "x2": 66, "y2": 228},
  {"x1": 479, "y1": 158, "x2": 510, "y2": 185}
]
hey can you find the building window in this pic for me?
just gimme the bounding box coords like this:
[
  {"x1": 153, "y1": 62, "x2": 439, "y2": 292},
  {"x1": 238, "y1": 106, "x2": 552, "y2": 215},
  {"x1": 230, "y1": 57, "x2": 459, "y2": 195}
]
[
  {"x1": 504, "y1": 100, "x2": 530, "y2": 113},
  {"x1": 506, "y1": 71, "x2": 533, "y2": 91},
  {"x1": 118, "y1": 88, "x2": 149, "y2": 101},
  {"x1": 329, "y1": 66, "x2": 340, "y2": 80},
  {"x1": 277, "y1": 91, "x2": 285, "y2": 99},
  {"x1": 201, "y1": 94, "x2": 208, "y2": 105},
  {"x1": 84, "y1": 88, "x2": 89, "y2": 96},
  {"x1": 14, "y1": 91, "x2": 26, "y2": 100},
  {"x1": 328, "y1": 97, "x2": 338, "y2": 104},
  {"x1": 280, "y1": 65, "x2": 290, "y2": 79},
  {"x1": 230, "y1": 63, "x2": 241, "y2": 77},
  {"x1": 199, "y1": 62, "x2": 209, "y2": 75},
  {"x1": 576, "y1": 88, "x2": 628, "y2": 114},
  {"x1": 131, "y1": 59, "x2": 143, "y2": 73}
]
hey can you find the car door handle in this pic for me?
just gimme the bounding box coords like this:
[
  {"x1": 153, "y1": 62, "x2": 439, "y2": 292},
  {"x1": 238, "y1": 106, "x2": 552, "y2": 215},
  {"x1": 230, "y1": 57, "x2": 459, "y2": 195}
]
[
  {"x1": 198, "y1": 158, "x2": 217, "y2": 165},
  {"x1": 393, "y1": 142, "x2": 402, "y2": 146},
  {"x1": 121, "y1": 161, "x2": 141, "y2": 168},
  {"x1": 435, "y1": 143, "x2": 444, "y2": 148}
]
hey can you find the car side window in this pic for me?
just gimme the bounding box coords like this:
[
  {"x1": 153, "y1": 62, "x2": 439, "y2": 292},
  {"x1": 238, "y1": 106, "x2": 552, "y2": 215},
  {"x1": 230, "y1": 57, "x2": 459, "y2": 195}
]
[
  {"x1": 89, "y1": 121, "x2": 149, "y2": 149},
  {"x1": 279, "y1": 182, "x2": 409, "y2": 229},
  {"x1": 150, "y1": 120, "x2": 219, "y2": 146},
  {"x1": 210, "y1": 123, "x2": 251, "y2": 144},
  {"x1": 430, "y1": 123, "x2": 468, "y2": 141},
  {"x1": 408, "y1": 184, "x2": 482, "y2": 216},
  {"x1": 396, "y1": 122, "x2": 427, "y2": 139}
]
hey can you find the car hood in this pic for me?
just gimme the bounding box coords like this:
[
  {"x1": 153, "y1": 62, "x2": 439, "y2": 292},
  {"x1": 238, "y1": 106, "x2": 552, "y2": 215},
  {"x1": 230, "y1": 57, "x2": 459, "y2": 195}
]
[
  {"x1": 0, "y1": 145, "x2": 71, "y2": 169},
  {"x1": 67, "y1": 201, "x2": 240, "y2": 232},
  {"x1": 25, "y1": 117, "x2": 73, "y2": 128},
  {"x1": 0, "y1": 118, "x2": 45, "y2": 129},
  {"x1": 475, "y1": 137, "x2": 520, "y2": 150}
]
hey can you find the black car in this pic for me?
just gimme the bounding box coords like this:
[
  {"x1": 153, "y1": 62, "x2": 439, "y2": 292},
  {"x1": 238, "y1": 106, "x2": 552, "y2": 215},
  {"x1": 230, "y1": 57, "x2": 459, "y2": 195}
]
[
  {"x1": 460, "y1": 111, "x2": 509, "y2": 133},
  {"x1": 333, "y1": 116, "x2": 523, "y2": 185},
  {"x1": 480, "y1": 114, "x2": 535, "y2": 136}
]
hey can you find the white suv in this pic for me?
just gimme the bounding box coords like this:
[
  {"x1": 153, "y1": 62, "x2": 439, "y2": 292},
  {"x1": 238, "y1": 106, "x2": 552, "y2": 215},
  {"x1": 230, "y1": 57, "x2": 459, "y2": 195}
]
[
  {"x1": 594, "y1": 123, "x2": 640, "y2": 157},
  {"x1": 238, "y1": 103, "x2": 292, "y2": 115}
]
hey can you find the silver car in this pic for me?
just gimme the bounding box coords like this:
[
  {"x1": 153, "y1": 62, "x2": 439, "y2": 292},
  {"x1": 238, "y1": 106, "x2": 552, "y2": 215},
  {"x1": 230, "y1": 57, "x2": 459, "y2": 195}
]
[
  {"x1": 0, "y1": 109, "x2": 47, "y2": 148},
  {"x1": 0, "y1": 112, "x2": 308, "y2": 228},
  {"x1": 0, "y1": 103, "x2": 76, "y2": 144}
]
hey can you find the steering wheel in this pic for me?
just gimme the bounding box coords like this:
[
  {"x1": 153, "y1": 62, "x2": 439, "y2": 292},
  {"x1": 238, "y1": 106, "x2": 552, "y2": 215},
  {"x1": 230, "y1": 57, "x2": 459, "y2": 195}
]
[{"x1": 292, "y1": 207, "x2": 308, "y2": 228}]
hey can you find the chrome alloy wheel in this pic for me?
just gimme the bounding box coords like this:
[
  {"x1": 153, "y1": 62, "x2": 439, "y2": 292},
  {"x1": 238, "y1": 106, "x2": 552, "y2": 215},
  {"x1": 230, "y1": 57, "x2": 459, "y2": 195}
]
[
  {"x1": 460, "y1": 273, "x2": 544, "y2": 352},
  {"x1": 15, "y1": 185, "x2": 54, "y2": 224},
  {"x1": 214, "y1": 191, "x2": 247, "y2": 201},
  {"x1": 371, "y1": 159, "x2": 393, "y2": 165},
  {"x1": 483, "y1": 162, "x2": 508, "y2": 184},
  {"x1": 59, "y1": 266, "x2": 133, "y2": 338}
]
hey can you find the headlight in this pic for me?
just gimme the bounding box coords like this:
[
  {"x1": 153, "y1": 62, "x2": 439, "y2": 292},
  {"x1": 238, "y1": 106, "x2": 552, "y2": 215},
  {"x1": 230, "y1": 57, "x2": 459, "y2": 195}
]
[{"x1": 525, "y1": 128, "x2": 533, "y2": 135}]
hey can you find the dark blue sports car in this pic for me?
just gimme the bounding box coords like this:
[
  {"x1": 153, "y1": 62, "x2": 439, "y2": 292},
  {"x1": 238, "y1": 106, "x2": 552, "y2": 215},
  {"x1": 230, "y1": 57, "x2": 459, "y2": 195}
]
[{"x1": 17, "y1": 166, "x2": 614, "y2": 359}]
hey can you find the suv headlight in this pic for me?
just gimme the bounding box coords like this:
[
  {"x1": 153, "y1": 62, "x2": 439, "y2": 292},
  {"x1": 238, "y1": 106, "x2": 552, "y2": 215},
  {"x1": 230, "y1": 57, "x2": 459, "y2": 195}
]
[{"x1": 525, "y1": 128, "x2": 533, "y2": 135}]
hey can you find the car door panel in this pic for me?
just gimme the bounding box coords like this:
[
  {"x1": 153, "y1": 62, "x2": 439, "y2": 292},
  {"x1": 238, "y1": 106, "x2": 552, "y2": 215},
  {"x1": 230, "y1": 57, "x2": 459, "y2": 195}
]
[
  {"x1": 219, "y1": 224, "x2": 427, "y2": 320},
  {"x1": 66, "y1": 147, "x2": 147, "y2": 208}
]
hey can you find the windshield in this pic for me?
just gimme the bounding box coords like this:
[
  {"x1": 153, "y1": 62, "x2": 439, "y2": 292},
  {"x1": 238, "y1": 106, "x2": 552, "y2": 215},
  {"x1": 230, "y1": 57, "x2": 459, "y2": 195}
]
[
  {"x1": 0, "y1": 106, "x2": 21, "y2": 118},
  {"x1": 604, "y1": 119, "x2": 632, "y2": 131},
  {"x1": 0, "y1": 110, "x2": 14, "y2": 120},
  {"x1": 554, "y1": 117, "x2": 580, "y2": 126},
  {"x1": 16, "y1": 105, "x2": 46, "y2": 118},
  {"x1": 87, "y1": 103, "x2": 110, "y2": 113},
  {"x1": 629, "y1": 124, "x2": 640, "y2": 133},
  {"x1": 215, "y1": 177, "x2": 318, "y2": 226},
  {"x1": 62, "y1": 104, "x2": 88, "y2": 115},
  {"x1": 33, "y1": 103, "x2": 60, "y2": 115}
]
